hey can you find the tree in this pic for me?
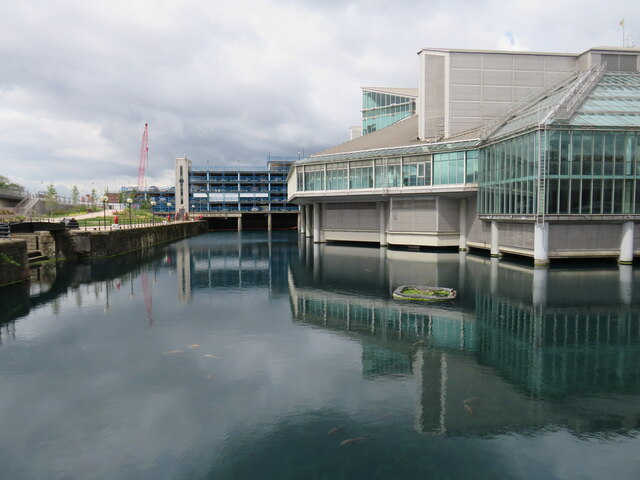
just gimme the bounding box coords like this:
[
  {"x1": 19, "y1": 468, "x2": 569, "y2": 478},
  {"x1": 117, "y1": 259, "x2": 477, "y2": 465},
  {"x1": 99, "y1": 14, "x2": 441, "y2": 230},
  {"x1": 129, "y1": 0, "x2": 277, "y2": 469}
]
[
  {"x1": 71, "y1": 185, "x2": 80, "y2": 205},
  {"x1": 90, "y1": 188, "x2": 97, "y2": 208},
  {"x1": 0, "y1": 175, "x2": 24, "y2": 191},
  {"x1": 46, "y1": 184, "x2": 57, "y2": 200}
]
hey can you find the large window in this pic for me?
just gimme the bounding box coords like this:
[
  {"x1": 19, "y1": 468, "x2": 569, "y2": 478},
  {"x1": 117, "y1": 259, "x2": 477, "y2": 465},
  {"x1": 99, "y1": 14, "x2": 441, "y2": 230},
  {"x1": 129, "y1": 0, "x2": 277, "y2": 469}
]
[
  {"x1": 303, "y1": 165, "x2": 324, "y2": 191},
  {"x1": 433, "y1": 151, "x2": 465, "y2": 185},
  {"x1": 479, "y1": 129, "x2": 640, "y2": 215},
  {"x1": 326, "y1": 163, "x2": 348, "y2": 190},
  {"x1": 349, "y1": 161, "x2": 373, "y2": 189},
  {"x1": 402, "y1": 155, "x2": 430, "y2": 186},
  {"x1": 374, "y1": 158, "x2": 401, "y2": 187}
]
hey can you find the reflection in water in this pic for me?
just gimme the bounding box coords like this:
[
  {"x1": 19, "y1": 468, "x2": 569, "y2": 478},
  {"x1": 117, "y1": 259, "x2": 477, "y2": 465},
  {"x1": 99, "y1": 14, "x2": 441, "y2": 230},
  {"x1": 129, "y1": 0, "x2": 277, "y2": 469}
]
[
  {"x1": 289, "y1": 244, "x2": 640, "y2": 438},
  {"x1": 1, "y1": 232, "x2": 639, "y2": 479}
]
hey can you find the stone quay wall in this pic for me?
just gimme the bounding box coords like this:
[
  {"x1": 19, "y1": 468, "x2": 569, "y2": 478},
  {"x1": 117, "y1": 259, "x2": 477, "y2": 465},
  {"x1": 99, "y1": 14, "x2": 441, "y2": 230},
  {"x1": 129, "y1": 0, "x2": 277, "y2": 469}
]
[
  {"x1": 0, "y1": 239, "x2": 30, "y2": 287},
  {"x1": 3, "y1": 221, "x2": 207, "y2": 287}
]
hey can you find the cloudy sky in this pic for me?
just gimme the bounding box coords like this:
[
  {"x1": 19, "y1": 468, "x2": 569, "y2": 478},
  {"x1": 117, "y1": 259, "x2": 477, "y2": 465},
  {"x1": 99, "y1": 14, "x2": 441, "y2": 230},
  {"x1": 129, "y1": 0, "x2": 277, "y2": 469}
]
[{"x1": 0, "y1": 0, "x2": 637, "y2": 195}]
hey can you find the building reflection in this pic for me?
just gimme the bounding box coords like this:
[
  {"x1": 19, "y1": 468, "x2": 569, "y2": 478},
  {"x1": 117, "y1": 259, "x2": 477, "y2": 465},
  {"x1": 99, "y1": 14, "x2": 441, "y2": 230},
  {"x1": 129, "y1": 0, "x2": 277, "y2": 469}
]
[{"x1": 288, "y1": 247, "x2": 640, "y2": 436}]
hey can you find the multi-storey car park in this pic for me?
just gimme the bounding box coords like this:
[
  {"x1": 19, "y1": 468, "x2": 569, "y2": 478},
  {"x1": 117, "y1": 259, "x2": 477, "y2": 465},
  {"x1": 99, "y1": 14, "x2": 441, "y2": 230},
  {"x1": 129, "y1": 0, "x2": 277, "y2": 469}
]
[
  {"x1": 288, "y1": 46, "x2": 640, "y2": 265},
  {"x1": 174, "y1": 156, "x2": 299, "y2": 230}
]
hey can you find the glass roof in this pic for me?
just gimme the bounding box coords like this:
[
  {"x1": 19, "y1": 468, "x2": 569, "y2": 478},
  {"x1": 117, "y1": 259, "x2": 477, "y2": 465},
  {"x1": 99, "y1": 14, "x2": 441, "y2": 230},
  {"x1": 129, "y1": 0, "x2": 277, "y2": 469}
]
[{"x1": 298, "y1": 140, "x2": 479, "y2": 165}]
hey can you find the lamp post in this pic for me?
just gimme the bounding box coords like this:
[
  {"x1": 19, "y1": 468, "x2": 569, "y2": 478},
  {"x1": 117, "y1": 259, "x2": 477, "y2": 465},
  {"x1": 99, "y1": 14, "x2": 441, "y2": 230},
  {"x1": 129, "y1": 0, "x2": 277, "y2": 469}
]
[
  {"x1": 127, "y1": 198, "x2": 133, "y2": 227},
  {"x1": 101, "y1": 195, "x2": 108, "y2": 229},
  {"x1": 167, "y1": 202, "x2": 172, "y2": 221},
  {"x1": 150, "y1": 200, "x2": 156, "y2": 225}
]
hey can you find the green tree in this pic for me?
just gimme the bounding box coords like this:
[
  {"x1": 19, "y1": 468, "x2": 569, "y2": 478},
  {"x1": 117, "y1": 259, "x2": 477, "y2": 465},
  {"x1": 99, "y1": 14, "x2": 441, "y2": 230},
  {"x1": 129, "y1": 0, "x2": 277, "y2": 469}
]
[
  {"x1": 71, "y1": 185, "x2": 80, "y2": 205},
  {"x1": 0, "y1": 175, "x2": 24, "y2": 191},
  {"x1": 46, "y1": 184, "x2": 57, "y2": 200},
  {"x1": 90, "y1": 188, "x2": 97, "y2": 208}
]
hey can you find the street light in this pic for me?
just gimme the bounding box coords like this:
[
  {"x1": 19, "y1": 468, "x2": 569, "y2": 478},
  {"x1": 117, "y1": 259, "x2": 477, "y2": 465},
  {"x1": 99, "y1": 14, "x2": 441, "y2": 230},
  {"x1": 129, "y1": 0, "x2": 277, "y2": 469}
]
[
  {"x1": 100, "y1": 195, "x2": 109, "y2": 229},
  {"x1": 150, "y1": 200, "x2": 156, "y2": 224},
  {"x1": 126, "y1": 198, "x2": 133, "y2": 226}
]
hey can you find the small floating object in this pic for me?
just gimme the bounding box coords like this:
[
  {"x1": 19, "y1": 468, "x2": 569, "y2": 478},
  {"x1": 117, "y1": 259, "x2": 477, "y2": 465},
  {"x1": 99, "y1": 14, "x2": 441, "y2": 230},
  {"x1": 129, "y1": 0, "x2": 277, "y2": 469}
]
[
  {"x1": 392, "y1": 285, "x2": 456, "y2": 302},
  {"x1": 463, "y1": 396, "x2": 479, "y2": 405},
  {"x1": 163, "y1": 350, "x2": 183, "y2": 355},
  {"x1": 464, "y1": 404, "x2": 474, "y2": 416},
  {"x1": 204, "y1": 354, "x2": 219, "y2": 359},
  {"x1": 340, "y1": 436, "x2": 365, "y2": 446},
  {"x1": 328, "y1": 426, "x2": 344, "y2": 435},
  {"x1": 188, "y1": 344, "x2": 200, "y2": 348}
]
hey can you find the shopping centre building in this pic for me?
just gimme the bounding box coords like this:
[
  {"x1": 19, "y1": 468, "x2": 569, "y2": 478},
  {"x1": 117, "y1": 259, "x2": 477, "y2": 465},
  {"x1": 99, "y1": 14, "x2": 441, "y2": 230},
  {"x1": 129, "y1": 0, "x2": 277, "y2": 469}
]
[{"x1": 288, "y1": 46, "x2": 640, "y2": 264}]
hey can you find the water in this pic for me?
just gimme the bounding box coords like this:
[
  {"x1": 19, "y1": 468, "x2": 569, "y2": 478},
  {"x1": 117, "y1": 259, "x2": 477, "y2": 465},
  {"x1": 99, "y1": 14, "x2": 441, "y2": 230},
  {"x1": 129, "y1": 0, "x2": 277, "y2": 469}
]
[{"x1": 1, "y1": 231, "x2": 639, "y2": 479}]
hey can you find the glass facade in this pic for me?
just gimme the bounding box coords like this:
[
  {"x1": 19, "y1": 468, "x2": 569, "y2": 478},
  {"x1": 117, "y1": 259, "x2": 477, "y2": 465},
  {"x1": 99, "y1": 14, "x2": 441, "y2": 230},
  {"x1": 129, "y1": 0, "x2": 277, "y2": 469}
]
[
  {"x1": 362, "y1": 90, "x2": 417, "y2": 135},
  {"x1": 478, "y1": 129, "x2": 640, "y2": 215},
  {"x1": 295, "y1": 150, "x2": 478, "y2": 192}
]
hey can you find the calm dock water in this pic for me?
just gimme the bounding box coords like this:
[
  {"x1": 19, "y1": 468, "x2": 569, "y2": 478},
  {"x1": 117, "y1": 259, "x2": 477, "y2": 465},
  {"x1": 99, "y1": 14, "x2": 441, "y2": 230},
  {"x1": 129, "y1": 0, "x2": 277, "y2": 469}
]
[{"x1": 0, "y1": 231, "x2": 639, "y2": 479}]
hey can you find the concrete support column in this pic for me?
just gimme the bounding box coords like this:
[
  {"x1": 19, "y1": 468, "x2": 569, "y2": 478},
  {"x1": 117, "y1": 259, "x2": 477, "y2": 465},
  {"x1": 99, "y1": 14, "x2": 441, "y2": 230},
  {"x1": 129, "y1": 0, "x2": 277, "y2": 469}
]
[
  {"x1": 305, "y1": 205, "x2": 312, "y2": 238},
  {"x1": 532, "y1": 267, "x2": 548, "y2": 306},
  {"x1": 378, "y1": 201, "x2": 388, "y2": 247},
  {"x1": 299, "y1": 207, "x2": 306, "y2": 235},
  {"x1": 313, "y1": 202, "x2": 321, "y2": 243},
  {"x1": 619, "y1": 264, "x2": 633, "y2": 305},
  {"x1": 237, "y1": 215, "x2": 242, "y2": 231},
  {"x1": 490, "y1": 221, "x2": 500, "y2": 257},
  {"x1": 533, "y1": 222, "x2": 550, "y2": 267},
  {"x1": 619, "y1": 221, "x2": 635, "y2": 264},
  {"x1": 458, "y1": 199, "x2": 468, "y2": 252},
  {"x1": 267, "y1": 213, "x2": 272, "y2": 231}
]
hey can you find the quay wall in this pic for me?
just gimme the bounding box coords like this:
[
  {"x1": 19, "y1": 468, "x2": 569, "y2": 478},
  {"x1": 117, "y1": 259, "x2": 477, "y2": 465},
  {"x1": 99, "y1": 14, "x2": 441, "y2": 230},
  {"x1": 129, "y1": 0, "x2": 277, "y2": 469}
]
[
  {"x1": 0, "y1": 239, "x2": 30, "y2": 287},
  {"x1": 2, "y1": 221, "x2": 206, "y2": 288}
]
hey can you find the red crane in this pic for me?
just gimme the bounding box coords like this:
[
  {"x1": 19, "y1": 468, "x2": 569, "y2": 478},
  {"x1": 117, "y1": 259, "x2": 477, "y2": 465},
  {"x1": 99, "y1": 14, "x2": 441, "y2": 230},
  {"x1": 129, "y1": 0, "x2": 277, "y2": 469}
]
[{"x1": 136, "y1": 123, "x2": 149, "y2": 192}]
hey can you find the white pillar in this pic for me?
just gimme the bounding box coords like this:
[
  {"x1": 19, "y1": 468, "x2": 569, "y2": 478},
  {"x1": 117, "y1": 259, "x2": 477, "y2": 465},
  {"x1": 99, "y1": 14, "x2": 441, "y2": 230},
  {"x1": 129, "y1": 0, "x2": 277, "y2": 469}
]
[
  {"x1": 490, "y1": 221, "x2": 500, "y2": 257},
  {"x1": 313, "y1": 202, "x2": 321, "y2": 243},
  {"x1": 305, "y1": 205, "x2": 312, "y2": 238},
  {"x1": 267, "y1": 213, "x2": 272, "y2": 231},
  {"x1": 532, "y1": 267, "x2": 548, "y2": 306},
  {"x1": 619, "y1": 221, "x2": 635, "y2": 264},
  {"x1": 458, "y1": 198, "x2": 467, "y2": 251},
  {"x1": 237, "y1": 215, "x2": 242, "y2": 231},
  {"x1": 378, "y1": 201, "x2": 388, "y2": 247},
  {"x1": 619, "y1": 264, "x2": 633, "y2": 305},
  {"x1": 533, "y1": 222, "x2": 549, "y2": 266},
  {"x1": 299, "y1": 207, "x2": 305, "y2": 235}
]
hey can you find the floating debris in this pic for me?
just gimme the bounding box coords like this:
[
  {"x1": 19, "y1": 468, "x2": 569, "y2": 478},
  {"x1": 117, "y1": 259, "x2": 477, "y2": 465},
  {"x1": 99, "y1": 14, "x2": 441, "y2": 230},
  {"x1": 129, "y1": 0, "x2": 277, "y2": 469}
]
[
  {"x1": 188, "y1": 344, "x2": 201, "y2": 348},
  {"x1": 463, "y1": 397, "x2": 479, "y2": 405},
  {"x1": 328, "y1": 426, "x2": 344, "y2": 435},
  {"x1": 206, "y1": 373, "x2": 213, "y2": 380},
  {"x1": 163, "y1": 350, "x2": 183, "y2": 355},
  {"x1": 464, "y1": 404, "x2": 474, "y2": 416},
  {"x1": 412, "y1": 340, "x2": 426, "y2": 346},
  {"x1": 340, "y1": 437, "x2": 365, "y2": 446},
  {"x1": 204, "y1": 354, "x2": 220, "y2": 359},
  {"x1": 393, "y1": 285, "x2": 457, "y2": 302}
]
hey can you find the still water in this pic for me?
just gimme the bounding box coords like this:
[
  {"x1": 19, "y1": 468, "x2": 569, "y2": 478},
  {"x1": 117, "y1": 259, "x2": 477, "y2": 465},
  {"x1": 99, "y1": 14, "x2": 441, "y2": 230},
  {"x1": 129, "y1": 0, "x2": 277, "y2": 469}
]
[{"x1": 1, "y1": 231, "x2": 639, "y2": 479}]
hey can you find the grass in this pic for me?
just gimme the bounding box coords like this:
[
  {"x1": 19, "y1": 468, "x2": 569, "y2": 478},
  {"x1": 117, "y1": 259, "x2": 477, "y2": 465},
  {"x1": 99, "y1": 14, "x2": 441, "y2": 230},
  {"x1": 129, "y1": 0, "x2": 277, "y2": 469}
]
[{"x1": 402, "y1": 288, "x2": 451, "y2": 297}]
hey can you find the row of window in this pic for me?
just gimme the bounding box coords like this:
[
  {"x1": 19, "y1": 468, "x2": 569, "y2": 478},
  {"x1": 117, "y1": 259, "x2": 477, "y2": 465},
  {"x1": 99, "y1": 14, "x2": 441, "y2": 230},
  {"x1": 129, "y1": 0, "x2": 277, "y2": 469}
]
[
  {"x1": 296, "y1": 151, "x2": 479, "y2": 192},
  {"x1": 478, "y1": 130, "x2": 640, "y2": 215},
  {"x1": 362, "y1": 91, "x2": 415, "y2": 110}
]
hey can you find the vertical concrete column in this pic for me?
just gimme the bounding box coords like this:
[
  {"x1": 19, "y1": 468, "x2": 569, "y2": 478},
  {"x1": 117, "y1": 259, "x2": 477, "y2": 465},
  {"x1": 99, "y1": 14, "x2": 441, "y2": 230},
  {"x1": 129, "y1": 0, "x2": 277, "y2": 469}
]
[
  {"x1": 619, "y1": 264, "x2": 633, "y2": 305},
  {"x1": 490, "y1": 221, "x2": 500, "y2": 257},
  {"x1": 533, "y1": 222, "x2": 550, "y2": 267},
  {"x1": 299, "y1": 207, "x2": 306, "y2": 235},
  {"x1": 313, "y1": 202, "x2": 321, "y2": 243},
  {"x1": 532, "y1": 267, "x2": 548, "y2": 306},
  {"x1": 619, "y1": 221, "x2": 635, "y2": 264},
  {"x1": 378, "y1": 201, "x2": 388, "y2": 247},
  {"x1": 237, "y1": 215, "x2": 242, "y2": 231},
  {"x1": 305, "y1": 205, "x2": 312, "y2": 238},
  {"x1": 458, "y1": 198, "x2": 467, "y2": 252},
  {"x1": 267, "y1": 213, "x2": 272, "y2": 231}
]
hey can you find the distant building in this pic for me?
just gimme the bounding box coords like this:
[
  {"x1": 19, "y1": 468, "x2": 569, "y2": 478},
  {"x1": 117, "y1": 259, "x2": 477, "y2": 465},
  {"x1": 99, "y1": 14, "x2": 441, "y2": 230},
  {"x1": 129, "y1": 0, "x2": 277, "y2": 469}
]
[{"x1": 289, "y1": 46, "x2": 640, "y2": 264}]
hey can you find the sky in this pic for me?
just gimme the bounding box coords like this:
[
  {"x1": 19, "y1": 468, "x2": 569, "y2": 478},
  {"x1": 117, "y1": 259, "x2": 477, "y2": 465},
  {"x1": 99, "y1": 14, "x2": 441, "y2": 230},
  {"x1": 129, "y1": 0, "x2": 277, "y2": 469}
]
[{"x1": 0, "y1": 0, "x2": 638, "y2": 196}]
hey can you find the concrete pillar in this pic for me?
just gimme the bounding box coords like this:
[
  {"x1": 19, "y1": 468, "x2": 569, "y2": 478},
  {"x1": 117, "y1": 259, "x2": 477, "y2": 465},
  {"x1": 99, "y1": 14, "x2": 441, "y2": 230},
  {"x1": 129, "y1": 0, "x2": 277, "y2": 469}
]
[
  {"x1": 313, "y1": 202, "x2": 321, "y2": 243},
  {"x1": 299, "y1": 207, "x2": 306, "y2": 235},
  {"x1": 305, "y1": 205, "x2": 312, "y2": 238},
  {"x1": 532, "y1": 267, "x2": 548, "y2": 306},
  {"x1": 619, "y1": 264, "x2": 633, "y2": 305},
  {"x1": 237, "y1": 215, "x2": 242, "y2": 231},
  {"x1": 267, "y1": 213, "x2": 272, "y2": 231},
  {"x1": 490, "y1": 221, "x2": 500, "y2": 257},
  {"x1": 619, "y1": 221, "x2": 635, "y2": 264},
  {"x1": 490, "y1": 257, "x2": 499, "y2": 295},
  {"x1": 458, "y1": 198, "x2": 467, "y2": 252},
  {"x1": 533, "y1": 222, "x2": 550, "y2": 267},
  {"x1": 378, "y1": 201, "x2": 388, "y2": 247}
]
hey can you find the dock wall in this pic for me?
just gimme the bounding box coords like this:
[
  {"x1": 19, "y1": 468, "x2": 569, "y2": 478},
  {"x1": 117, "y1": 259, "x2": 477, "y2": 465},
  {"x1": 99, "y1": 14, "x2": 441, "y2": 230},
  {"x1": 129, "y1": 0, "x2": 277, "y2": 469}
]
[{"x1": 0, "y1": 239, "x2": 30, "y2": 287}]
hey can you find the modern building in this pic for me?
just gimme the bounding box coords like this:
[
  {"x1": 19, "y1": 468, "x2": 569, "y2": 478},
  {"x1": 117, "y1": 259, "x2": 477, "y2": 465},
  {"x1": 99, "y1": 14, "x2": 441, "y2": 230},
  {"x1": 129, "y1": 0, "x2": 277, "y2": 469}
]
[
  {"x1": 361, "y1": 87, "x2": 418, "y2": 135},
  {"x1": 288, "y1": 46, "x2": 640, "y2": 264},
  {"x1": 174, "y1": 156, "x2": 298, "y2": 229}
]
